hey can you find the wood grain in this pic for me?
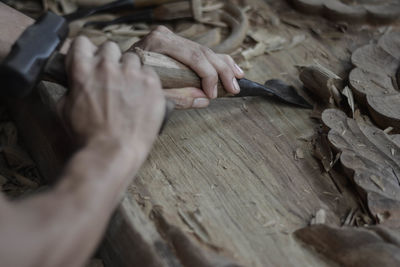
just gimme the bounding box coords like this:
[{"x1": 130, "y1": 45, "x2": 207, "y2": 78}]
[
  {"x1": 295, "y1": 224, "x2": 400, "y2": 267},
  {"x1": 7, "y1": 0, "x2": 383, "y2": 266},
  {"x1": 349, "y1": 31, "x2": 400, "y2": 133},
  {"x1": 322, "y1": 109, "x2": 400, "y2": 228},
  {"x1": 288, "y1": 0, "x2": 400, "y2": 24}
]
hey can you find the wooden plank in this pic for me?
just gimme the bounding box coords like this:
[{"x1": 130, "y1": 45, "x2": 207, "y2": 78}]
[
  {"x1": 128, "y1": 0, "x2": 381, "y2": 266},
  {"x1": 8, "y1": 0, "x2": 395, "y2": 266}
]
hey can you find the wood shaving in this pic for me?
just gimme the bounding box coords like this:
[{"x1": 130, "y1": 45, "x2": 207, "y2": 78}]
[
  {"x1": 342, "y1": 86, "x2": 355, "y2": 117},
  {"x1": 294, "y1": 148, "x2": 305, "y2": 161},
  {"x1": 287, "y1": 34, "x2": 306, "y2": 49}
]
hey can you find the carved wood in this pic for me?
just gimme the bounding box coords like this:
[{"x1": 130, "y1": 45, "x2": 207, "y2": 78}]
[
  {"x1": 295, "y1": 224, "x2": 400, "y2": 267},
  {"x1": 288, "y1": 0, "x2": 400, "y2": 24},
  {"x1": 349, "y1": 31, "x2": 400, "y2": 133},
  {"x1": 322, "y1": 109, "x2": 400, "y2": 228}
]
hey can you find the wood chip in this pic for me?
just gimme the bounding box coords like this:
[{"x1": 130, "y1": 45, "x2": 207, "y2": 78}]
[
  {"x1": 342, "y1": 86, "x2": 355, "y2": 116},
  {"x1": 294, "y1": 147, "x2": 305, "y2": 161}
]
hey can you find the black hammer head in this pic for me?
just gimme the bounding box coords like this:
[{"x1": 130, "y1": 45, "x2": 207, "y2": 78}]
[{"x1": 0, "y1": 12, "x2": 68, "y2": 97}]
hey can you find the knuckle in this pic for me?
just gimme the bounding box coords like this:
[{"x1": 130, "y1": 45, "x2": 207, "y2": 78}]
[
  {"x1": 101, "y1": 41, "x2": 118, "y2": 50},
  {"x1": 190, "y1": 49, "x2": 205, "y2": 63},
  {"x1": 201, "y1": 46, "x2": 214, "y2": 55},
  {"x1": 223, "y1": 54, "x2": 234, "y2": 64},
  {"x1": 205, "y1": 69, "x2": 218, "y2": 81},
  {"x1": 171, "y1": 96, "x2": 191, "y2": 109},
  {"x1": 74, "y1": 35, "x2": 88, "y2": 46},
  {"x1": 143, "y1": 32, "x2": 164, "y2": 50},
  {"x1": 147, "y1": 30, "x2": 163, "y2": 41},
  {"x1": 154, "y1": 25, "x2": 170, "y2": 34},
  {"x1": 219, "y1": 63, "x2": 231, "y2": 74}
]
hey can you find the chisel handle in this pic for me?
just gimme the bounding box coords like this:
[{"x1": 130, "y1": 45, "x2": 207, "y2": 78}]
[{"x1": 45, "y1": 49, "x2": 231, "y2": 98}]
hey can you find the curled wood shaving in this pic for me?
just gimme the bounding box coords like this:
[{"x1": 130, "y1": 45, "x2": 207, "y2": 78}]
[
  {"x1": 241, "y1": 42, "x2": 267, "y2": 61},
  {"x1": 342, "y1": 86, "x2": 355, "y2": 117}
]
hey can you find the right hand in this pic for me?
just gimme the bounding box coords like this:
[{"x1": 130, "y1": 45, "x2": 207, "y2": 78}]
[{"x1": 61, "y1": 36, "x2": 165, "y2": 152}]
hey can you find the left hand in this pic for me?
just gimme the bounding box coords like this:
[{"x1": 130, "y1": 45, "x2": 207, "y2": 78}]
[{"x1": 132, "y1": 26, "x2": 245, "y2": 109}]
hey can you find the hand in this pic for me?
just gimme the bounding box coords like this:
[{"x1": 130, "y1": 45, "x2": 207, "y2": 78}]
[
  {"x1": 132, "y1": 26, "x2": 245, "y2": 109},
  {"x1": 61, "y1": 36, "x2": 165, "y2": 151}
]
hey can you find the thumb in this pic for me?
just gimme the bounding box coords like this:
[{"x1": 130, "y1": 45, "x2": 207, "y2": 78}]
[{"x1": 163, "y1": 87, "x2": 210, "y2": 109}]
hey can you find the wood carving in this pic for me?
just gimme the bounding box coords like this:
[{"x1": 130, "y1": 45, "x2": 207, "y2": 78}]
[
  {"x1": 295, "y1": 224, "x2": 400, "y2": 267},
  {"x1": 349, "y1": 31, "x2": 400, "y2": 133},
  {"x1": 322, "y1": 109, "x2": 400, "y2": 228},
  {"x1": 288, "y1": 0, "x2": 400, "y2": 23}
]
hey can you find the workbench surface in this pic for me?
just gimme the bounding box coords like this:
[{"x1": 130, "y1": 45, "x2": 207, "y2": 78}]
[
  {"x1": 8, "y1": 0, "x2": 397, "y2": 266},
  {"x1": 127, "y1": 0, "x2": 376, "y2": 265}
]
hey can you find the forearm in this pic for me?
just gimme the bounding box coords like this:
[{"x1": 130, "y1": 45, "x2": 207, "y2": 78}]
[{"x1": 1, "y1": 138, "x2": 148, "y2": 267}]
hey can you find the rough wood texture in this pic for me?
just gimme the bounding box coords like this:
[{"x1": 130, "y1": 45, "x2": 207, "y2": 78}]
[
  {"x1": 349, "y1": 31, "x2": 400, "y2": 133},
  {"x1": 322, "y1": 109, "x2": 400, "y2": 228},
  {"x1": 295, "y1": 224, "x2": 400, "y2": 267},
  {"x1": 299, "y1": 63, "x2": 342, "y2": 104},
  {"x1": 8, "y1": 0, "x2": 388, "y2": 266},
  {"x1": 288, "y1": 0, "x2": 400, "y2": 24}
]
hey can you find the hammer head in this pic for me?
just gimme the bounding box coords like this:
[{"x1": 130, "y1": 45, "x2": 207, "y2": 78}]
[{"x1": 0, "y1": 12, "x2": 68, "y2": 97}]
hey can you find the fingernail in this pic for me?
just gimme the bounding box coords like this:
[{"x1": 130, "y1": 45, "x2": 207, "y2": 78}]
[
  {"x1": 232, "y1": 78, "x2": 240, "y2": 93},
  {"x1": 212, "y1": 84, "x2": 218, "y2": 99},
  {"x1": 193, "y1": 98, "x2": 210, "y2": 108},
  {"x1": 234, "y1": 64, "x2": 244, "y2": 75}
]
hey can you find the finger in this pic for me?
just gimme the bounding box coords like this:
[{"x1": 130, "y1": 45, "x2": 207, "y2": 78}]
[
  {"x1": 138, "y1": 32, "x2": 219, "y2": 99},
  {"x1": 121, "y1": 52, "x2": 141, "y2": 71},
  {"x1": 66, "y1": 36, "x2": 96, "y2": 75},
  {"x1": 218, "y1": 54, "x2": 245, "y2": 79},
  {"x1": 141, "y1": 66, "x2": 163, "y2": 90},
  {"x1": 172, "y1": 46, "x2": 219, "y2": 99},
  {"x1": 141, "y1": 65, "x2": 159, "y2": 79},
  {"x1": 96, "y1": 41, "x2": 122, "y2": 63},
  {"x1": 164, "y1": 88, "x2": 209, "y2": 109},
  {"x1": 206, "y1": 52, "x2": 240, "y2": 95}
]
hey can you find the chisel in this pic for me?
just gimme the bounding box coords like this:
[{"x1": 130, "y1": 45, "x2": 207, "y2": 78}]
[{"x1": 43, "y1": 50, "x2": 312, "y2": 109}]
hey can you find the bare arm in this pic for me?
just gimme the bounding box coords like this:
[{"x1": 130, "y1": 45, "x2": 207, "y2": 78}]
[{"x1": 0, "y1": 35, "x2": 165, "y2": 267}]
